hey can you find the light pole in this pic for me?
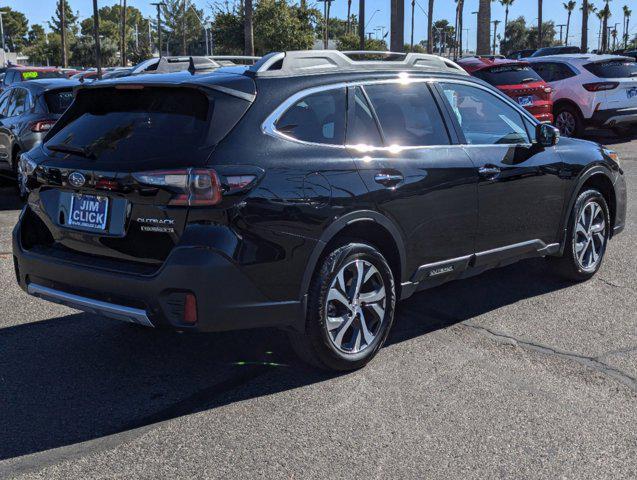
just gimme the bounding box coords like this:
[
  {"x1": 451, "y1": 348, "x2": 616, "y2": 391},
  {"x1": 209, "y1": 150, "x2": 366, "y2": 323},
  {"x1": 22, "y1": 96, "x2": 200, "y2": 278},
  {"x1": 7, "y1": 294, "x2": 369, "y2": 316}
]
[
  {"x1": 557, "y1": 23, "x2": 566, "y2": 44},
  {"x1": 187, "y1": 4, "x2": 210, "y2": 56}
]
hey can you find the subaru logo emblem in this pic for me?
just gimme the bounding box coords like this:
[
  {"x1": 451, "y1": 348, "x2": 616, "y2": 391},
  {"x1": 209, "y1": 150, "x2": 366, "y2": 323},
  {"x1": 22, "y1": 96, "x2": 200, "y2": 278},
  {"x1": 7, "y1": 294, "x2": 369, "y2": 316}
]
[{"x1": 68, "y1": 172, "x2": 86, "y2": 188}]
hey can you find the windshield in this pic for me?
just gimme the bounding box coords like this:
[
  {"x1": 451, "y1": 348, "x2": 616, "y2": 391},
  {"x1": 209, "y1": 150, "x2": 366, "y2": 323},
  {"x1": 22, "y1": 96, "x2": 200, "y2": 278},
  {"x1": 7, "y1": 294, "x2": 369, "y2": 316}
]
[
  {"x1": 473, "y1": 65, "x2": 544, "y2": 86},
  {"x1": 45, "y1": 87, "x2": 212, "y2": 169},
  {"x1": 584, "y1": 60, "x2": 637, "y2": 79},
  {"x1": 44, "y1": 89, "x2": 74, "y2": 114},
  {"x1": 21, "y1": 70, "x2": 65, "y2": 80}
]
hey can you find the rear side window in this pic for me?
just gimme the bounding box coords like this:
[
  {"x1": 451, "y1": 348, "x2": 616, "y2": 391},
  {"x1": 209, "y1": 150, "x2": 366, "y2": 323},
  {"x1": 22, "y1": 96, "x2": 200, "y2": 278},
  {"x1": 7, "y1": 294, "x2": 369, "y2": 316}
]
[
  {"x1": 583, "y1": 60, "x2": 637, "y2": 79},
  {"x1": 531, "y1": 62, "x2": 575, "y2": 82},
  {"x1": 44, "y1": 89, "x2": 74, "y2": 114},
  {"x1": 473, "y1": 65, "x2": 543, "y2": 86},
  {"x1": 45, "y1": 87, "x2": 213, "y2": 169},
  {"x1": 347, "y1": 86, "x2": 383, "y2": 146},
  {"x1": 364, "y1": 82, "x2": 449, "y2": 146},
  {"x1": 7, "y1": 88, "x2": 28, "y2": 116},
  {"x1": 276, "y1": 88, "x2": 346, "y2": 145}
]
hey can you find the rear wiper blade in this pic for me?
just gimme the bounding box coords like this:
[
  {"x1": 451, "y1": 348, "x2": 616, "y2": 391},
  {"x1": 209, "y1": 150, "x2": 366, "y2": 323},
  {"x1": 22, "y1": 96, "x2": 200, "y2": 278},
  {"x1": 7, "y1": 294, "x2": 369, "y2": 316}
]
[
  {"x1": 520, "y1": 77, "x2": 538, "y2": 83},
  {"x1": 47, "y1": 143, "x2": 95, "y2": 159}
]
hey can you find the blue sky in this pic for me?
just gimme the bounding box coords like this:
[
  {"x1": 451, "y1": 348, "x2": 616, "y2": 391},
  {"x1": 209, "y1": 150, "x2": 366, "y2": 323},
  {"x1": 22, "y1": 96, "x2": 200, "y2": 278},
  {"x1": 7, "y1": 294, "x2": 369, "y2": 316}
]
[{"x1": 4, "y1": 0, "x2": 636, "y2": 51}]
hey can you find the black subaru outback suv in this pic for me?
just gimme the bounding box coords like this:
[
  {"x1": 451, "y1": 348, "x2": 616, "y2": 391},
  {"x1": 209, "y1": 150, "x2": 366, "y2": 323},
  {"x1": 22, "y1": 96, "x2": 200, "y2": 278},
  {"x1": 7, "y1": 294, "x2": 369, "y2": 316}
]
[{"x1": 13, "y1": 51, "x2": 626, "y2": 370}]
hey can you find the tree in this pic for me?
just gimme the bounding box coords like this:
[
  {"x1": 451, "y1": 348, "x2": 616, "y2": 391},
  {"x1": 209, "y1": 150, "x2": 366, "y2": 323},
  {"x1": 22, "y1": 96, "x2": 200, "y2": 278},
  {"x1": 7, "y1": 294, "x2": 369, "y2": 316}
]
[
  {"x1": 563, "y1": 1, "x2": 576, "y2": 46},
  {"x1": 245, "y1": 0, "x2": 254, "y2": 55},
  {"x1": 337, "y1": 33, "x2": 387, "y2": 51},
  {"x1": 0, "y1": 8, "x2": 29, "y2": 52},
  {"x1": 70, "y1": 35, "x2": 118, "y2": 67},
  {"x1": 500, "y1": 16, "x2": 529, "y2": 53},
  {"x1": 390, "y1": 0, "x2": 405, "y2": 51},
  {"x1": 528, "y1": 21, "x2": 557, "y2": 48},
  {"x1": 49, "y1": 0, "x2": 78, "y2": 67},
  {"x1": 253, "y1": 0, "x2": 316, "y2": 53},
  {"x1": 161, "y1": 0, "x2": 207, "y2": 55},
  {"x1": 431, "y1": 19, "x2": 456, "y2": 53},
  {"x1": 23, "y1": 25, "x2": 51, "y2": 66},
  {"x1": 477, "y1": 0, "x2": 491, "y2": 55},
  {"x1": 623, "y1": 5, "x2": 632, "y2": 49},
  {"x1": 427, "y1": 0, "x2": 434, "y2": 53},
  {"x1": 211, "y1": 4, "x2": 244, "y2": 55},
  {"x1": 581, "y1": 0, "x2": 595, "y2": 52},
  {"x1": 601, "y1": 2, "x2": 611, "y2": 52},
  {"x1": 500, "y1": 0, "x2": 514, "y2": 46}
]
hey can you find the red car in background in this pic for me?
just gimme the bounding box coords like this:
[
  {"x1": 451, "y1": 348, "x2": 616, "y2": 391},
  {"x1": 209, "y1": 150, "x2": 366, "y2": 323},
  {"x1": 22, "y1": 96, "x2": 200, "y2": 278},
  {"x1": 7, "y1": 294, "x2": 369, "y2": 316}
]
[{"x1": 457, "y1": 57, "x2": 554, "y2": 123}]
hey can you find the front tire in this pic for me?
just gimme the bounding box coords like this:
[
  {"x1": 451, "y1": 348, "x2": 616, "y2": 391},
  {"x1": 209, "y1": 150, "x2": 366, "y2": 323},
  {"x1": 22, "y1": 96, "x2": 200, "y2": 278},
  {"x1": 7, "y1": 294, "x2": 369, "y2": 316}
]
[
  {"x1": 550, "y1": 189, "x2": 610, "y2": 281},
  {"x1": 289, "y1": 242, "x2": 396, "y2": 371}
]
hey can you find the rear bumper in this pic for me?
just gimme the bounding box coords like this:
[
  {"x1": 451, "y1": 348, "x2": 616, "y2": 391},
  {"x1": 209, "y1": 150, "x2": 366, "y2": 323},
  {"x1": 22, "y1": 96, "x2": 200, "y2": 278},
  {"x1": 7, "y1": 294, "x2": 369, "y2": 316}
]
[
  {"x1": 12, "y1": 216, "x2": 305, "y2": 333},
  {"x1": 588, "y1": 107, "x2": 637, "y2": 128}
]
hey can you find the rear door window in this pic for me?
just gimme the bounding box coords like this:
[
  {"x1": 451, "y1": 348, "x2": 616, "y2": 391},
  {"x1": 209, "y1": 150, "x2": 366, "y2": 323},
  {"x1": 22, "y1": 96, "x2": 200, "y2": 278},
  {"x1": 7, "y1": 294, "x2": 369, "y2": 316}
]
[
  {"x1": 0, "y1": 89, "x2": 12, "y2": 116},
  {"x1": 44, "y1": 89, "x2": 74, "y2": 114},
  {"x1": 583, "y1": 60, "x2": 637, "y2": 79},
  {"x1": 346, "y1": 86, "x2": 383, "y2": 146},
  {"x1": 7, "y1": 88, "x2": 28, "y2": 117},
  {"x1": 363, "y1": 82, "x2": 450, "y2": 146},
  {"x1": 275, "y1": 88, "x2": 346, "y2": 145}
]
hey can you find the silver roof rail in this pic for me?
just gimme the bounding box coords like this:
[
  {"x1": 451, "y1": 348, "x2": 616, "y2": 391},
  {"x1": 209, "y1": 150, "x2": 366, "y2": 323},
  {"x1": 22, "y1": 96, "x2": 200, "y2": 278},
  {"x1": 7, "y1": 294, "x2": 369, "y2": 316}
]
[
  {"x1": 208, "y1": 55, "x2": 262, "y2": 65},
  {"x1": 250, "y1": 50, "x2": 467, "y2": 77}
]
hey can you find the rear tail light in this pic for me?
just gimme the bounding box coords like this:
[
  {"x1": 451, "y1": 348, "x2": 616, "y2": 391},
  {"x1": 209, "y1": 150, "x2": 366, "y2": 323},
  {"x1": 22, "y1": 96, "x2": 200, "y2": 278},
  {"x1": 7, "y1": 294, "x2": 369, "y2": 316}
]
[
  {"x1": 30, "y1": 120, "x2": 56, "y2": 132},
  {"x1": 133, "y1": 168, "x2": 222, "y2": 206},
  {"x1": 183, "y1": 293, "x2": 198, "y2": 325},
  {"x1": 583, "y1": 82, "x2": 619, "y2": 92}
]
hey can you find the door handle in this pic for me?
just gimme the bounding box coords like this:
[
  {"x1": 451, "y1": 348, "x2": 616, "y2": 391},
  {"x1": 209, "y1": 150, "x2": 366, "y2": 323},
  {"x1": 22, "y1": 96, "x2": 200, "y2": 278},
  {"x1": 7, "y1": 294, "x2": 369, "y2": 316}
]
[
  {"x1": 374, "y1": 171, "x2": 404, "y2": 187},
  {"x1": 478, "y1": 165, "x2": 501, "y2": 178}
]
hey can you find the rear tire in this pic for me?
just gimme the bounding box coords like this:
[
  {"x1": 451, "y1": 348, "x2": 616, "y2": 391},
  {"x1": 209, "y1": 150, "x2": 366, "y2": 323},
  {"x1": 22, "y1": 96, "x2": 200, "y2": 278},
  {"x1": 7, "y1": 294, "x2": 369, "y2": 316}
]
[
  {"x1": 554, "y1": 105, "x2": 584, "y2": 138},
  {"x1": 288, "y1": 242, "x2": 396, "y2": 371},
  {"x1": 549, "y1": 189, "x2": 610, "y2": 281}
]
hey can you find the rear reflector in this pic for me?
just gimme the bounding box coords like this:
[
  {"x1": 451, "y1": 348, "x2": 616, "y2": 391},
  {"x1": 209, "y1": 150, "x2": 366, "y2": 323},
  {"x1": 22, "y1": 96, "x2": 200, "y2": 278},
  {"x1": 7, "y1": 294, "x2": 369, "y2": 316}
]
[
  {"x1": 183, "y1": 293, "x2": 197, "y2": 324},
  {"x1": 583, "y1": 82, "x2": 619, "y2": 92}
]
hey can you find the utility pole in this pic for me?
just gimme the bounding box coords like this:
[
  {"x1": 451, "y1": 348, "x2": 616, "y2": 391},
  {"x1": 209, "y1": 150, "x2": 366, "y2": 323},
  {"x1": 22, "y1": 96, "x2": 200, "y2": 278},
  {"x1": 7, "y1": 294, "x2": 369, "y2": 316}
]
[
  {"x1": 0, "y1": 12, "x2": 6, "y2": 53},
  {"x1": 92, "y1": 0, "x2": 102, "y2": 77},
  {"x1": 151, "y1": 3, "x2": 165, "y2": 57},
  {"x1": 121, "y1": 0, "x2": 127, "y2": 66},
  {"x1": 134, "y1": 22, "x2": 139, "y2": 50},
  {"x1": 181, "y1": 0, "x2": 187, "y2": 55},
  {"x1": 557, "y1": 24, "x2": 566, "y2": 44},
  {"x1": 358, "y1": 0, "x2": 365, "y2": 50},
  {"x1": 60, "y1": 0, "x2": 68, "y2": 67}
]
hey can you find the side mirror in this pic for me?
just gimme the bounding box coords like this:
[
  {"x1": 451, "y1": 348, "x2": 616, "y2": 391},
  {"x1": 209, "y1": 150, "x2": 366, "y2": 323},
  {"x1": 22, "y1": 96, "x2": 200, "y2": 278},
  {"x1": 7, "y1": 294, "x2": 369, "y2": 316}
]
[{"x1": 536, "y1": 123, "x2": 560, "y2": 147}]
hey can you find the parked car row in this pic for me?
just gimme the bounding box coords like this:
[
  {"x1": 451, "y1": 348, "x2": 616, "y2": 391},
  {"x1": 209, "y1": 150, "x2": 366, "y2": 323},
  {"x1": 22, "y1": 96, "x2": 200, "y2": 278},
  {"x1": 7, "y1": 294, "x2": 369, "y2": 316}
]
[
  {"x1": 458, "y1": 53, "x2": 637, "y2": 138},
  {"x1": 11, "y1": 50, "x2": 626, "y2": 370}
]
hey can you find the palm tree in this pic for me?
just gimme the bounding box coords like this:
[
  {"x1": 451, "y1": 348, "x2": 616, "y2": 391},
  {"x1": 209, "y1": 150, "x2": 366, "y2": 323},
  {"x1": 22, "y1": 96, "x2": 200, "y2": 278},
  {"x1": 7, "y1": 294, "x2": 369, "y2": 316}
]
[
  {"x1": 347, "y1": 0, "x2": 352, "y2": 34},
  {"x1": 597, "y1": 8, "x2": 605, "y2": 51},
  {"x1": 581, "y1": 1, "x2": 596, "y2": 52},
  {"x1": 244, "y1": 0, "x2": 254, "y2": 56},
  {"x1": 623, "y1": 6, "x2": 632, "y2": 48},
  {"x1": 537, "y1": 0, "x2": 543, "y2": 49},
  {"x1": 563, "y1": 1, "x2": 576, "y2": 46},
  {"x1": 500, "y1": 0, "x2": 514, "y2": 46},
  {"x1": 492, "y1": 19, "x2": 501, "y2": 55},
  {"x1": 427, "y1": 0, "x2": 434, "y2": 53},
  {"x1": 390, "y1": 0, "x2": 405, "y2": 51},
  {"x1": 477, "y1": 0, "x2": 491, "y2": 55},
  {"x1": 456, "y1": 0, "x2": 465, "y2": 56},
  {"x1": 601, "y1": 1, "x2": 611, "y2": 52}
]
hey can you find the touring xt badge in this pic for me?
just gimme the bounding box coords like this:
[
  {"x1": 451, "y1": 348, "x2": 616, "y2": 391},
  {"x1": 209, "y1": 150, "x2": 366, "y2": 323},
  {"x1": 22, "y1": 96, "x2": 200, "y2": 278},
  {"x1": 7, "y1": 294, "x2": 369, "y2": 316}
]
[{"x1": 137, "y1": 217, "x2": 176, "y2": 233}]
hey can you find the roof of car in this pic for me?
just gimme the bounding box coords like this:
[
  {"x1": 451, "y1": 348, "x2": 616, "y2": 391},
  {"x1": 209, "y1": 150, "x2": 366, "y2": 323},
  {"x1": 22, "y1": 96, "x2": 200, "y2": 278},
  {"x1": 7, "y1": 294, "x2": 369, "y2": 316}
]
[
  {"x1": 527, "y1": 54, "x2": 634, "y2": 64},
  {"x1": 457, "y1": 57, "x2": 526, "y2": 72},
  {"x1": 13, "y1": 78, "x2": 80, "y2": 91}
]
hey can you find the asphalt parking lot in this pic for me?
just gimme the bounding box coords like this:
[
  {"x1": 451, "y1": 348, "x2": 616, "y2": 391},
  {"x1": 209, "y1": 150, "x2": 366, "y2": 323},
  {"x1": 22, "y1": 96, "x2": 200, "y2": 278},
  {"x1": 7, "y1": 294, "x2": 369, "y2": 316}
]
[{"x1": 0, "y1": 133, "x2": 635, "y2": 479}]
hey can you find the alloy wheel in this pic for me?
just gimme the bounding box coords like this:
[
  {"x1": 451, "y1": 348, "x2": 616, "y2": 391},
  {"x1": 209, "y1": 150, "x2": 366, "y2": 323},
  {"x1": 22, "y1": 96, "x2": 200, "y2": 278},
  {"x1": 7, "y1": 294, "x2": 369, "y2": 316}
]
[
  {"x1": 556, "y1": 111, "x2": 576, "y2": 137},
  {"x1": 574, "y1": 200, "x2": 606, "y2": 271},
  {"x1": 325, "y1": 259, "x2": 386, "y2": 354}
]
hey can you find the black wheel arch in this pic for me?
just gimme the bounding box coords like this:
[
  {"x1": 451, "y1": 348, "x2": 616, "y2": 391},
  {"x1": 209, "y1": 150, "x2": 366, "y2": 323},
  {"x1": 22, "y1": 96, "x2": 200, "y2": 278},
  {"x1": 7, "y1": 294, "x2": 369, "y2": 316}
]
[
  {"x1": 299, "y1": 210, "x2": 407, "y2": 304},
  {"x1": 558, "y1": 166, "x2": 617, "y2": 255},
  {"x1": 553, "y1": 98, "x2": 585, "y2": 121}
]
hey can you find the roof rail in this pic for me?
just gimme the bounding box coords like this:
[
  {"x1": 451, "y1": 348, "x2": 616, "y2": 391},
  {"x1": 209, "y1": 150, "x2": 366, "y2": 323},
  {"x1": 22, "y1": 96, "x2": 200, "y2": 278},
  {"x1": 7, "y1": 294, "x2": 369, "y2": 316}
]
[
  {"x1": 208, "y1": 55, "x2": 262, "y2": 66},
  {"x1": 249, "y1": 50, "x2": 468, "y2": 77}
]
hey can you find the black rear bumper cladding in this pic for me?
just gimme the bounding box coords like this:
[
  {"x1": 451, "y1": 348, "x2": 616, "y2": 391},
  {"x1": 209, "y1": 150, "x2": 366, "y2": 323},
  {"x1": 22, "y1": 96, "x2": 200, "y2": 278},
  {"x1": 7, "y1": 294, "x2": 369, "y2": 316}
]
[
  {"x1": 12, "y1": 220, "x2": 304, "y2": 333},
  {"x1": 587, "y1": 107, "x2": 637, "y2": 127}
]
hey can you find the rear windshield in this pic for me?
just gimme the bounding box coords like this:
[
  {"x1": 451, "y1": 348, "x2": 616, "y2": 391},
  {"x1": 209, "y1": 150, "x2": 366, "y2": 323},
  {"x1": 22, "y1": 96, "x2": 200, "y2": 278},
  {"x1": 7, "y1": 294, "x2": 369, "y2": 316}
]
[
  {"x1": 473, "y1": 65, "x2": 543, "y2": 86},
  {"x1": 44, "y1": 89, "x2": 74, "y2": 114},
  {"x1": 583, "y1": 60, "x2": 637, "y2": 78},
  {"x1": 45, "y1": 87, "x2": 212, "y2": 169},
  {"x1": 21, "y1": 70, "x2": 65, "y2": 80}
]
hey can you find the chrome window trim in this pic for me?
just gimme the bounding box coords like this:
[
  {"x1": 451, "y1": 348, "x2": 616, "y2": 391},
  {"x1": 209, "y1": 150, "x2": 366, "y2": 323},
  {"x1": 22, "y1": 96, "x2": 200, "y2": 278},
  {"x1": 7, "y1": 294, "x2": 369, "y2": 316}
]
[{"x1": 261, "y1": 76, "x2": 540, "y2": 150}]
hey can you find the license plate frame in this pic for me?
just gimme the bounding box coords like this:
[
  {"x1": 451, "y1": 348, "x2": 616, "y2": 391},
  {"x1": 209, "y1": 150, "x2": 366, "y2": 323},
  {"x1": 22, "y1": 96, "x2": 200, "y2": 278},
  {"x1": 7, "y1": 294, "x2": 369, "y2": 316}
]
[
  {"x1": 68, "y1": 194, "x2": 109, "y2": 231},
  {"x1": 518, "y1": 95, "x2": 534, "y2": 107}
]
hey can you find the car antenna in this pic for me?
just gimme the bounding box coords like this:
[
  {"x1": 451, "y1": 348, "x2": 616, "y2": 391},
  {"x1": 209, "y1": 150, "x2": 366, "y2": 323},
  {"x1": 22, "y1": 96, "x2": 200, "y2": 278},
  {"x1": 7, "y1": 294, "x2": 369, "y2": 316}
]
[{"x1": 188, "y1": 56, "x2": 196, "y2": 75}]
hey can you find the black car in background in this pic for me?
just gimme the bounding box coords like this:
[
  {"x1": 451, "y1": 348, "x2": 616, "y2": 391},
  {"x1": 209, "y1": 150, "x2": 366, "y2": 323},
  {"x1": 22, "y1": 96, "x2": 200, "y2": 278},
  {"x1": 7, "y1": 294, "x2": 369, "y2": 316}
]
[
  {"x1": 13, "y1": 51, "x2": 626, "y2": 371},
  {"x1": 0, "y1": 78, "x2": 78, "y2": 196}
]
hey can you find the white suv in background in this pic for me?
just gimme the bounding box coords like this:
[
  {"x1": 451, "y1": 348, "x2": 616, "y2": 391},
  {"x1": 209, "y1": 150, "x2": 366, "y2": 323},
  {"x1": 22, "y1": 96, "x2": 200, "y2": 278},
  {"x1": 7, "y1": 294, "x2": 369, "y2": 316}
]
[{"x1": 527, "y1": 54, "x2": 637, "y2": 137}]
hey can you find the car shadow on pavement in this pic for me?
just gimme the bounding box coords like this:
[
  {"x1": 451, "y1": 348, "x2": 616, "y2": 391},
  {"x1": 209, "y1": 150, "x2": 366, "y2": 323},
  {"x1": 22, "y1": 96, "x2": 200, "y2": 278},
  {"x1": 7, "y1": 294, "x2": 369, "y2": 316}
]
[
  {"x1": 0, "y1": 257, "x2": 573, "y2": 461},
  {"x1": 0, "y1": 177, "x2": 22, "y2": 212}
]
